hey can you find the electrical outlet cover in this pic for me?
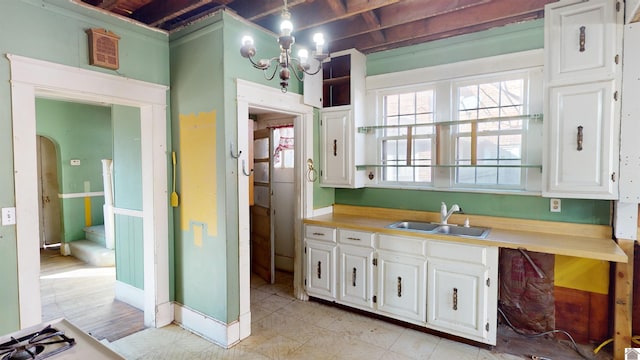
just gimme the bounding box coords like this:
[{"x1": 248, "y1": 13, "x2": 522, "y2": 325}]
[
  {"x1": 2, "y1": 207, "x2": 16, "y2": 225},
  {"x1": 550, "y1": 199, "x2": 561, "y2": 213}
]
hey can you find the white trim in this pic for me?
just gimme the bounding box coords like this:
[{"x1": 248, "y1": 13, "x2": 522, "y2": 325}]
[
  {"x1": 311, "y1": 205, "x2": 333, "y2": 217},
  {"x1": 366, "y1": 49, "x2": 544, "y2": 91},
  {"x1": 7, "y1": 54, "x2": 171, "y2": 329},
  {"x1": 113, "y1": 207, "x2": 145, "y2": 218},
  {"x1": 236, "y1": 79, "x2": 315, "y2": 342},
  {"x1": 58, "y1": 191, "x2": 105, "y2": 199},
  {"x1": 115, "y1": 280, "x2": 145, "y2": 310},
  {"x1": 173, "y1": 304, "x2": 240, "y2": 349}
]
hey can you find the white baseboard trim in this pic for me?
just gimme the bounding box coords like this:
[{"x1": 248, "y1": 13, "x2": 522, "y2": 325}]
[
  {"x1": 173, "y1": 303, "x2": 241, "y2": 348},
  {"x1": 115, "y1": 281, "x2": 145, "y2": 310},
  {"x1": 239, "y1": 310, "x2": 251, "y2": 341},
  {"x1": 312, "y1": 205, "x2": 333, "y2": 217}
]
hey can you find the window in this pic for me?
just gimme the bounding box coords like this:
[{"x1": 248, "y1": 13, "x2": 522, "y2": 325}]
[
  {"x1": 374, "y1": 66, "x2": 542, "y2": 192},
  {"x1": 453, "y1": 75, "x2": 527, "y2": 188},
  {"x1": 273, "y1": 126, "x2": 294, "y2": 169},
  {"x1": 381, "y1": 90, "x2": 435, "y2": 183}
]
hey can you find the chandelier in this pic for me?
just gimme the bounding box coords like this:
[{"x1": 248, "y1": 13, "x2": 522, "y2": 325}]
[{"x1": 240, "y1": 0, "x2": 329, "y2": 92}]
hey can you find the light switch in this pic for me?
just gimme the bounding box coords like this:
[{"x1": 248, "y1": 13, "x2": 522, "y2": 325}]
[
  {"x1": 550, "y1": 199, "x2": 561, "y2": 213},
  {"x1": 2, "y1": 207, "x2": 16, "y2": 225},
  {"x1": 70, "y1": 159, "x2": 81, "y2": 166}
]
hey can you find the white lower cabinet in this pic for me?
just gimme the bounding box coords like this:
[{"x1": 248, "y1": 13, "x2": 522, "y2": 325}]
[
  {"x1": 376, "y1": 250, "x2": 427, "y2": 325},
  {"x1": 426, "y1": 241, "x2": 499, "y2": 345},
  {"x1": 338, "y1": 244, "x2": 374, "y2": 310},
  {"x1": 304, "y1": 240, "x2": 337, "y2": 300},
  {"x1": 304, "y1": 224, "x2": 499, "y2": 345}
]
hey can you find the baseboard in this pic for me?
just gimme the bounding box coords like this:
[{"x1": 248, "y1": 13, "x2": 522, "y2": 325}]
[
  {"x1": 173, "y1": 303, "x2": 241, "y2": 348},
  {"x1": 114, "y1": 280, "x2": 144, "y2": 310}
]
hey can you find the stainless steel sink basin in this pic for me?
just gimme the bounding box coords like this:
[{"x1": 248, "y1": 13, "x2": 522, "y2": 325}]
[
  {"x1": 386, "y1": 221, "x2": 440, "y2": 232},
  {"x1": 433, "y1": 225, "x2": 490, "y2": 238},
  {"x1": 386, "y1": 221, "x2": 490, "y2": 239}
]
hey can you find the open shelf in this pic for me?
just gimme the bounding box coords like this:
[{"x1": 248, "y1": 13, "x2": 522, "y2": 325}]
[{"x1": 357, "y1": 114, "x2": 542, "y2": 133}]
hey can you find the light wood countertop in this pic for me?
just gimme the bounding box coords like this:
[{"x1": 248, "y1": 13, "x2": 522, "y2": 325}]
[{"x1": 304, "y1": 205, "x2": 627, "y2": 263}]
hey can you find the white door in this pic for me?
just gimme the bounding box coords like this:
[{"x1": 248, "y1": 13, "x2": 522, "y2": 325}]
[
  {"x1": 37, "y1": 136, "x2": 62, "y2": 248},
  {"x1": 320, "y1": 108, "x2": 351, "y2": 186},
  {"x1": 376, "y1": 250, "x2": 426, "y2": 324},
  {"x1": 272, "y1": 126, "x2": 295, "y2": 272},
  {"x1": 427, "y1": 260, "x2": 488, "y2": 341}
]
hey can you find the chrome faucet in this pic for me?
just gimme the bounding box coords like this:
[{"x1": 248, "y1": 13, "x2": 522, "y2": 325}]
[{"x1": 440, "y1": 202, "x2": 461, "y2": 225}]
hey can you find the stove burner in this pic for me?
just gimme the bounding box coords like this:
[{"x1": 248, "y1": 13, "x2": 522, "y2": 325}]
[{"x1": 0, "y1": 325, "x2": 75, "y2": 360}]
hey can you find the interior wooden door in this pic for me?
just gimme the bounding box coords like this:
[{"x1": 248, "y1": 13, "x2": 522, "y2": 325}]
[
  {"x1": 251, "y1": 128, "x2": 274, "y2": 283},
  {"x1": 37, "y1": 136, "x2": 62, "y2": 248}
]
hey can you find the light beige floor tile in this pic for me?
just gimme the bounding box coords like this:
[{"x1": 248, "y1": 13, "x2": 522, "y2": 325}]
[
  {"x1": 378, "y1": 350, "x2": 417, "y2": 360},
  {"x1": 429, "y1": 338, "x2": 480, "y2": 360},
  {"x1": 323, "y1": 312, "x2": 404, "y2": 349},
  {"x1": 248, "y1": 334, "x2": 305, "y2": 359},
  {"x1": 389, "y1": 328, "x2": 440, "y2": 359},
  {"x1": 257, "y1": 293, "x2": 296, "y2": 312}
]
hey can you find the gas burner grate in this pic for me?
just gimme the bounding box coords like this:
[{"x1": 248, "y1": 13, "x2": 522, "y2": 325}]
[{"x1": 0, "y1": 325, "x2": 75, "y2": 360}]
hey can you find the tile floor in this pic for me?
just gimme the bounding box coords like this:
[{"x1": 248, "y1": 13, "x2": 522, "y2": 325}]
[{"x1": 109, "y1": 271, "x2": 573, "y2": 360}]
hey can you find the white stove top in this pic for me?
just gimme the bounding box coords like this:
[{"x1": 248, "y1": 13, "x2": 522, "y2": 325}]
[{"x1": 0, "y1": 318, "x2": 124, "y2": 360}]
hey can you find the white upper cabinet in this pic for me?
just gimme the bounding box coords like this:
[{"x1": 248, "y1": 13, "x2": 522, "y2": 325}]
[
  {"x1": 319, "y1": 49, "x2": 366, "y2": 188},
  {"x1": 545, "y1": 0, "x2": 619, "y2": 83},
  {"x1": 543, "y1": 0, "x2": 622, "y2": 199}
]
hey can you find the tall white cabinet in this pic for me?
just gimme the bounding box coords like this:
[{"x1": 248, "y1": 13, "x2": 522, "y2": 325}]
[
  {"x1": 319, "y1": 49, "x2": 366, "y2": 188},
  {"x1": 543, "y1": 0, "x2": 623, "y2": 199}
]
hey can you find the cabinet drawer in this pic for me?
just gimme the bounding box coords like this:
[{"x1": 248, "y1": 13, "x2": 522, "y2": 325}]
[
  {"x1": 305, "y1": 225, "x2": 336, "y2": 242},
  {"x1": 338, "y1": 229, "x2": 374, "y2": 247},
  {"x1": 426, "y1": 240, "x2": 489, "y2": 265},
  {"x1": 377, "y1": 234, "x2": 425, "y2": 256}
]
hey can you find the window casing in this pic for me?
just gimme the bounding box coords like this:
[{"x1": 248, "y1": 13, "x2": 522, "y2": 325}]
[{"x1": 373, "y1": 67, "x2": 542, "y2": 192}]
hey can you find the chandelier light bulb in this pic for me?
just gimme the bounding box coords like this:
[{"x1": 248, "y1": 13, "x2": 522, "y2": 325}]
[
  {"x1": 313, "y1": 33, "x2": 325, "y2": 54},
  {"x1": 241, "y1": 35, "x2": 254, "y2": 46},
  {"x1": 298, "y1": 49, "x2": 309, "y2": 64},
  {"x1": 280, "y1": 19, "x2": 293, "y2": 36}
]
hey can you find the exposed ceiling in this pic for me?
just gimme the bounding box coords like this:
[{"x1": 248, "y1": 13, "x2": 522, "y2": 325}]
[{"x1": 77, "y1": 0, "x2": 556, "y2": 54}]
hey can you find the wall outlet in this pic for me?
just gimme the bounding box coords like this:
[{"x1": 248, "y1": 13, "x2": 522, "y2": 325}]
[
  {"x1": 2, "y1": 207, "x2": 16, "y2": 225},
  {"x1": 550, "y1": 199, "x2": 561, "y2": 213}
]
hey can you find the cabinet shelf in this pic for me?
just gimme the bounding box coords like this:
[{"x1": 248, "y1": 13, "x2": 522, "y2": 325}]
[
  {"x1": 357, "y1": 114, "x2": 542, "y2": 133},
  {"x1": 323, "y1": 75, "x2": 350, "y2": 86}
]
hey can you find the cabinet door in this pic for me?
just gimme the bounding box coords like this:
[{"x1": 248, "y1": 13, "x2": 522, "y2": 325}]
[
  {"x1": 545, "y1": 0, "x2": 618, "y2": 83},
  {"x1": 338, "y1": 245, "x2": 374, "y2": 310},
  {"x1": 427, "y1": 260, "x2": 489, "y2": 343},
  {"x1": 545, "y1": 81, "x2": 618, "y2": 199},
  {"x1": 320, "y1": 108, "x2": 352, "y2": 187},
  {"x1": 305, "y1": 240, "x2": 336, "y2": 300},
  {"x1": 376, "y1": 251, "x2": 426, "y2": 325}
]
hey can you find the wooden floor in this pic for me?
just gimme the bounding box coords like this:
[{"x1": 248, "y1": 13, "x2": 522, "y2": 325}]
[{"x1": 40, "y1": 247, "x2": 145, "y2": 342}]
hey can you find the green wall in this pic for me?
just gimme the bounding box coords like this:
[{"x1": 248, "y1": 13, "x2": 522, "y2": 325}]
[
  {"x1": 0, "y1": 0, "x2": 169, "y2": 334},
  {"x1": 334, "y1": 19, "x2": 611, "y2": 225},
  {"x1": 35, "y1": 98, "x2": 112, "y2": 241},
  {"x1": 112, "y1": 105, "x2": 144, "y2": 289}
]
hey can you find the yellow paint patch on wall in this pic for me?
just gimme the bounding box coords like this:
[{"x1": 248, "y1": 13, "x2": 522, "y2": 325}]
[
  {"x1": 554, "y1": 255, "x2": 609, "y2": 294},
  {"x1": 84, "y1": 197, "x2": 91, "y2": 227},
  {"x1": 179, "y1": 110, "x2": 218, "y2": 239}
]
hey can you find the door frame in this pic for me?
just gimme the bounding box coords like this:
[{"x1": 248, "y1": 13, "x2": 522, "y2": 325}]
[
  {"x1": 8, "y1": 54, "x2": 171, "y2": 329},
  {"x1": 236, "y1": 79, "x2": 314, "y2": 340}
]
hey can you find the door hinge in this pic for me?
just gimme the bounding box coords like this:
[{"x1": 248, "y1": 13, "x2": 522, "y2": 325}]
[
  {"x1": 486, "y1": 278, "x2": 490, "y2": 287},
  {"x1": 486, "y1": 322, "x2": 490, "y2": 332},
  {"x1": 320, "y1": 170, "x2": 323, "y2": 177},
  {"x1": 614, "y1": 91, "x2": 619, "y2": 101},
  {"x1": 304, "y1": 246, "x2": 307, "y2": 254},
  {"x1": 372, "y1": 258, "x2": 378, "y2": 266},
  {"x1": 373, "y1": 295, "x2": 377, "y2": 303},
  {"x1": 615, "y1": 54, "x2": 619, "y2": 64},
  {"x1": 616, "y1": 1, "x2": 621, "y2": 12},
  {"x1": 304, "y1": 279, "x2": 307, "y2": 286},
  {"x1": 612, "y1": 172, "x2": 617, "y2": 182}
]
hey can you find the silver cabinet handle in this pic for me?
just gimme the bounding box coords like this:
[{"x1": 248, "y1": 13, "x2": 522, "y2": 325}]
[
  {"x1": 577, "y1": 125, "x2": 583, "y2": 151},
  {"x1": 352, "y1": 267, "x2": 357, "y2": 287},
  {"x1": 312, "y1": 232, "x2": 325, "y2": 236},
  {"x1": 347, "y1": 237, "x2": 361, "y2": 241},
  {"x1": 579, "y1": 26, "x2": 586, "y2": 52},
  {"x1": 397, "y1": 276, "x2": 402, "y2": 297}
]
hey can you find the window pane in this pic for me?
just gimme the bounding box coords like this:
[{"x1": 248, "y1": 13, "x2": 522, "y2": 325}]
[
  {"x1": 459, "y1": 85, "x2": 478, "y2": 110},
  {"x1": 386, "y1": 95, "x2": 399, "y2": 116},
  {"x1": 501, "y1": 79, "x2": 523, "y2": 107},
  {"x1": 478, "y1": 82, "x2": 500, "y2": 109},
  {"x1": 399, "y1": 93, "x2": 415, "y2": 115},
  {"x1": 478, "y1": 135, "x2": 498, "y2": 159}
]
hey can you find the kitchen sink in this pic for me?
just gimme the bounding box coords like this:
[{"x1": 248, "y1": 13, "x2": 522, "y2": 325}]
[
  {"x1": 433, "y1": 225, "x2": 490, "y2": 238},
  {"x1": 386, "y1": 221, "x2": 490, "y2": 239},
  {"x1": 386, "y1": 221, "x2": 441, "y2": 232}
]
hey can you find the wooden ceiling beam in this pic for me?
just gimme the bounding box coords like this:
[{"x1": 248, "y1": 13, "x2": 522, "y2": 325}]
[
  {"x1": 329, "y1": 0, "x2": 552, "y2": 53},
  {"x1": 230, "y1": 0, "x2": 309, "y2": 21},
  {"x1": 360, "y1": 11, "x2": 386, "y2": 44},
  {"x1": 132, "y1": 0, "x2": 232, "y2": 26},
  {"x1": 297, "y1": 0, "x2": 489, "y2": 42}
]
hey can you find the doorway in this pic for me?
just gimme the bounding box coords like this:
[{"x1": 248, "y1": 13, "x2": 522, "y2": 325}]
[
  {"x1": 37, "y1": 136, "x2": 62, "y2": 249},
  {"x1": 8, "y1": 54, "x2": 170, "y2": 330},
  {"x1": 250, "y1": 115, "x2": 296, "y2": 285}
]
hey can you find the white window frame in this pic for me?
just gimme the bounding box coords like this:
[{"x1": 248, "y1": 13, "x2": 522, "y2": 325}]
[{"x1": 365, "y1": 50, "x2": 544, "y2": 194}]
